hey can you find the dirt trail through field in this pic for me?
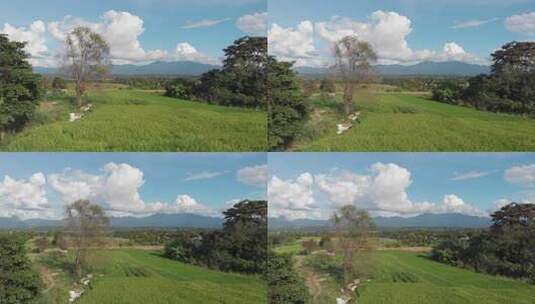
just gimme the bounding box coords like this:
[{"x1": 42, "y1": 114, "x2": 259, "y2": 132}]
[{"x1": 295, "y1": 255, "x2": 322, "y2": 301}]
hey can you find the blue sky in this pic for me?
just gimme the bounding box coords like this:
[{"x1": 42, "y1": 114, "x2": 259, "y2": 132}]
[
  {"x1": 268, "y1": 0, "x2": 535, "y2": 66},
  {"x1": 268, "y1": 153, "x2": 535, "y2": 220},
  {"x1": 0, "y1": 153, "x2": 267, "y2": 220},
  {"x1": 0, "y1": 0, "x2": 266, "y2": 66}
]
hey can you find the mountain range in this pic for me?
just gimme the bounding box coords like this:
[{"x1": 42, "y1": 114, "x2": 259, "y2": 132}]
[
  {"x1": 269, "y1": 213, "x2": 491, "y2": 230},
  {"x1": 34, "y1": 60, "x2": 489, "y2": 77},
  {"x1": 0, "y1": 213, "x2": 223, "y2": 230},
  {"x1": 34, "y1": 61, "x2": 219, "y2": 76},
  {"x1": 296, "y1": 61, "x2": 490, "y2": 76}
]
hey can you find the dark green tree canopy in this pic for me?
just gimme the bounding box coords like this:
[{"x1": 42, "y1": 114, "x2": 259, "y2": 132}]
[
  {"x1": 0, "y1": 34, "x2": 41, "y2": 134},
  {"x1": 0, "y1": 234, "x2": 42, "y2": 303},
  {"x1": 268, "y1": 57, "x2": 308, "y2": 150},
  {"x1": 491, "y1": 41, "x2": 535, "y2": 74}
]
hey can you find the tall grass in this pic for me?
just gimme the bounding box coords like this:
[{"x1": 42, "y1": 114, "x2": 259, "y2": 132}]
[
  {"x1": 297, "y1": 92, "x2": 535, "y2": 151},
  {"x1": 3, "y1": 90, "x2": 266, "y2": 151}
]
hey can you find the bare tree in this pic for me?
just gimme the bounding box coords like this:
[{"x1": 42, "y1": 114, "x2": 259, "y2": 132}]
[
  {"x1": 332, "y1": 205, "x2": 375, "y2": 284},
  {"x1": 62, "y1": 27, "x2": 109, "y2": 108},
  {"x1": 333, "y1": 36, "x2": 377, "y2": 115},
  {"x1": 65, "y1": 199, "x2": 109, "y2": 278}
]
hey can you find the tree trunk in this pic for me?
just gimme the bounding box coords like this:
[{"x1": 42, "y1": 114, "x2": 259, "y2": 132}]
[
  {"x1": 76, "y1": 88, "x2": 82, "y2": 109},
  {"x1": 74, "y1": 250, "x2": 82, "y2": 278},
  {"x1": 343, "y1": 82, "x2": 354, "y2": 115}
]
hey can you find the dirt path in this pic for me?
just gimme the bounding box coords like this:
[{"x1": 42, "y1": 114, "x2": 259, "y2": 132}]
[{"x1": 295, "y1": 255, "x2": 322, "y2": 301}]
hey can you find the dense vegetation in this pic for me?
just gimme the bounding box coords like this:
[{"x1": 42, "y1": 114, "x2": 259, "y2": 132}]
[
  {"x1": 268, "y1": 251, "x2": 309, "y2": 304},
  {"x1": 432, "y1": 42, "x2": 535, "y2": 115},
  {"x1": 0, "y1": 34, "x2": 41, "y2": 140},
  {"x1": 0, "y1": 234, "x2": 42, "y2": 303},
  {"x1": 268, "y1": 58, "x2": 309, "y2": 150},
  {"x1": 164, "y1": 200, "x2": 267, "y2": 275},
  {"x1": 432, "y1": 203, "x2": 535, "y2": 282},
  {"x1": 165, "y1": 36, "x2": 267, "y2": 109}
]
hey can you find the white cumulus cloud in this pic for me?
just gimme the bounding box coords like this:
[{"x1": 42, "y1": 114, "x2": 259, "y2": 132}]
[
  {"x1": 48, "y1": 163, "x2": 217, "y2": 217},
  {"x1": 236, "y1": 12, "x2": 267, "y2": 35},
  {"x1": 505, "y1": 12, "x2": 535, "y2": 35},
  {"x1": 269, "y1": 11, "x2": 487, "y2": 66},
  {"x1": 0, "y1": 173, "x2": 53, "y2": 220},
  {"x1": 268, "y1": 173, "x2": 320, "y2": 220},
  {"x1": 505, "y1": 164, "x2": 535, "y2": 187},
  {"x1": 237, "y1": 164, "x2": 268, "y2": 187},
  {"x1": 1, "y1": 20, "x2": 53, "y2": 66}
]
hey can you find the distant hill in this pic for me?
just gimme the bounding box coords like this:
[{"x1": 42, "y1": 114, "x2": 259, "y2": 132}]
[
  {"x1": 34, "y1": 60, "x2": 219, "y2": 76},
  {"x1": 0, "y1": 213, "x2": 223, "y2": 230},
  {"x1": 296, "y1": 61, "x2": 490, "y2": 76},
  {"x1": 269, "y1": 213, "x2": 491, "y2": 230}
]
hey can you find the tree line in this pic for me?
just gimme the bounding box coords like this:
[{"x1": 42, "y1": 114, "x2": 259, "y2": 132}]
[
  {"x1": 164, "y1": 200, "x2": 267, "y2": 275},
  {"x1": 164, "y1": 36, "x2": 267, "y2": 109},
  {"x1": 432, "y1": 42, "x2": 535, "y2": 115},
  {"x1": 431, "y1": 203, "x2": 535, "y2": 282}
]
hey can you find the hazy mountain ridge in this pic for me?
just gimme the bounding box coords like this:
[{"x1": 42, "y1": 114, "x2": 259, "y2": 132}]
[
  {"x1": 268, "y1": 213, "x2": 491, "y2": 230},
  {"x1": 296, "y1": 61, "x2": 490, "y2": 76},
  {"x1": 34, "y1": 61, "x2": 220, "y2": 76},
  {"x1": 0, "y1": 213, "x2": 223, "y2": 230}
]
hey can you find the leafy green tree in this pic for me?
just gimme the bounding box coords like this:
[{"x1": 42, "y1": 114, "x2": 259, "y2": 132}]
[
  {"x1": 332, "y1": 205, "x2": 375, "y2": 284},
  {"x1": 333, "y1": 36, "x2": 377, "y2": 115},
  {"x1": 0, "y1": 34, "x2": 41, "y2": 140},
  {"x1": 196, "y1": 36, "x2": 267, "y2": 109},
  {"x1": 0, "y1": 235, "x2": 42, "y2": 303},
  {"x1": 65, "y1": 199, "x2": 109, "y2": 278},
  {"x1": 432, "y1": 203, "x2": 535, "y2": 281},
  {"x1": 491, "y1": 41, "x2": 535, "y2": 74},
  {"x1": 61, "y1": 27, "x2": 109, "y2": 108},
  {"x1": 268, "y1": 251, "x2": 309, "y2": 304},
  {"x1": 220, "y1": 200, "x2": 267, "y2": 274},
  {"x1": 268, "y1": 58, "x2": 308, "y2": 150}
]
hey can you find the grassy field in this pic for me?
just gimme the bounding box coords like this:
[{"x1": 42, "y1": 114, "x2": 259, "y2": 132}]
[
  {"x1": 2, "y1": 89, "x2": 266, "y2": 151},
  {"x1": 357, "y1": 251, "x2": 535, "y2": 304},
  {"x1": 36, "y1": 248, "x2": 266, "y2": 304},
  {"x1": 274, "y1": 239, "x2": 535, "y2": 304},
  {"x1": 296, "y1": 91, "x2": 535, "y2": 151}
]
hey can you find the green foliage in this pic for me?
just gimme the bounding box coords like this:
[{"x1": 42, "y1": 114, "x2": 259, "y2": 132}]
[
  {"x1": 432, "y1": 80, "x2": 464, "y2": 104},
  {"x1": 268, "y1": 58, "x2": 309, "y2": 150},
  {"x1": 0, "y1": 235, "x2": 42, "y2": 303},
  {"x1": 114, "y1": 77, "x2": 167, "y2": 90},
  {"x1": 2, "y1": 89, "x2": 266, "y2": 151},
  {"x1": 432, "y1": 203, "x2": 535, "y2": 282},
  {"x1": 164, "y1": 78, "x2": 195, "y2": 99},
  {"x1": 0, "y1": 34, "x2": 41, "y2": 135},
  {"x1": 194, "y1": 36, "x2": 267, "y2": 109},
  {"x1": 164, "y1": 200, "x2": 267, "y2": 275},
  {"x1": 432, "y1": 42, "x2": 535, "y2": 115},
  {"x1": 268, "y1": 251, "x2": 309, "y2": 304}
]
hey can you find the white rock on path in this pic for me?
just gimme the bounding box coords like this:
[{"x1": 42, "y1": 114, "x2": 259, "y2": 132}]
[{"x1": 337, "y1": 123, "x2": 352, "y2": 135}]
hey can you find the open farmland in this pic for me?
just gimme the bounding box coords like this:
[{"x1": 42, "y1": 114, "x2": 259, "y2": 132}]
[
  {"x1": 2, "y1": 89, "x2": 266, "y2": 151},
  {"x1": 296, "y1": 91, "x2": 535, "y2": 151},
  {"x1": 357, "y1": 251, "x2": 535, "y2": 304},
  {"x1": 36, "y1": 248, "x2": 266, "y2": 304},
  {"x1": 274, "y1": 239, "x2": 535, "y2": 304}
]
